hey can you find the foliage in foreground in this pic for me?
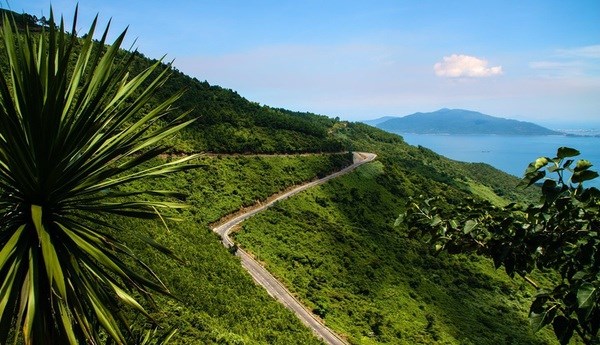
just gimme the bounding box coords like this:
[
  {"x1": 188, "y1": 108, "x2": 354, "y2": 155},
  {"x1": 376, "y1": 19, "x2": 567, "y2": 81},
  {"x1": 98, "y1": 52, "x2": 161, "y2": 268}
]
[
  {"x1": 401, "y1": 147, "x2": 599, "y2": 344},
  {"x1": 0, "y1": 9, "x2": 199, "y2": 344}
]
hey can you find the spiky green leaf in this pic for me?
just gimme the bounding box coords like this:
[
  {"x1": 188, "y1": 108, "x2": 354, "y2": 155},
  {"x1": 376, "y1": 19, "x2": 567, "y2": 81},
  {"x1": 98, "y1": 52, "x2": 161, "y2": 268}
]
[{"x1": 0, "y1": 8, "x2": 193, "y2": 343}]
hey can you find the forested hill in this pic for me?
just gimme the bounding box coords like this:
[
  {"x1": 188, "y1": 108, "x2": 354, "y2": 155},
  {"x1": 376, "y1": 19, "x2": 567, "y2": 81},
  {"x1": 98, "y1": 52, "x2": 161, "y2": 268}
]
[
  {"x1": 367, "y1": 108, "x2": 561, "y2": 135},
  {"x1": 152, "y1": 66, "x2": 349, "y2": 153},
  {"x1": 129, "y1": 56, "x2": 346, "y2": 153},
  {"x1": 0, "y1": 9, "x2": 45, "y2": 29},
  {"x1": 0, "y1": 9, "x2": 344, "y2": 154}
]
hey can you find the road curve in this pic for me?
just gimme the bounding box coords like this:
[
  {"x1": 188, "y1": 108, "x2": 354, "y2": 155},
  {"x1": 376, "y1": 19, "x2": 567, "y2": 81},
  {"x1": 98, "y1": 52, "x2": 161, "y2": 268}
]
[{"x1": 212, "y1": 152, "x2": 376, "y2": 345}]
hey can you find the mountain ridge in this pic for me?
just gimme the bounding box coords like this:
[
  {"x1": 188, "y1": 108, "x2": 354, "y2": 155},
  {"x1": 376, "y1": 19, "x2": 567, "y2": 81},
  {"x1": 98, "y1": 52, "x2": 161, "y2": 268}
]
[{"x1": 365, "y1": 108, "x2": 562, "y2": 135}]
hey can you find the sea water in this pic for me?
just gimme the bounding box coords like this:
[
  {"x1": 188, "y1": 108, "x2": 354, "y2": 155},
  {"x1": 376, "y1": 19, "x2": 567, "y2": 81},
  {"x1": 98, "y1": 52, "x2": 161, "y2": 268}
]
[{"x1": 397, "y1": 133, "x2": 600, "y2": 188}]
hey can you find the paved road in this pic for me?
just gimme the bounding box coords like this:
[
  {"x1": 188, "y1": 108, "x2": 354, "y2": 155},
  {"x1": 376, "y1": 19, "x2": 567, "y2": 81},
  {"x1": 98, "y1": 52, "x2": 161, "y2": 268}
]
[{"x1": 212, "y1": 152, "x2": 376, "y2": 345}]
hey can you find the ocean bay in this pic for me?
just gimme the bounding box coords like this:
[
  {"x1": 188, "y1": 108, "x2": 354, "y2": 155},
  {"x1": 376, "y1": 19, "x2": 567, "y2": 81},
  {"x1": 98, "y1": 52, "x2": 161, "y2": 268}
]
[{"x1": 397, "y1": 133, "x2": 600, "y2": 188}]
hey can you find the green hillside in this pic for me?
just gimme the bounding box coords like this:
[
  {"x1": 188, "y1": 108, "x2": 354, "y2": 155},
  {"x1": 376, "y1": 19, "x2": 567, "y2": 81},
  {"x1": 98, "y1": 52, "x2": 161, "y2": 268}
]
[
  {"x1": 113, "y1": 154, "x2": 353, "y2": 344},
  {"x1": 0, "y1": 11, "x2": 563, "y2": 344},
  {"x1": 0, "y1": 9, "x2": 344, "y2": 154},
  {"x1": 235, "y1": 124, "x2": 556, "y2": 344},
  {"x1": 125, "y1": 52, "x2": 345, "y2": 154}
]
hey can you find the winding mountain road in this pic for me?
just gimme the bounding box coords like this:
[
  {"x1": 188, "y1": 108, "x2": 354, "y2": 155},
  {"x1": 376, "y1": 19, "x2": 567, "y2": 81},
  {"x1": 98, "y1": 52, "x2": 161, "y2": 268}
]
[{"x1": 212, "y1": 152, "x2": 376, "y2": 345}]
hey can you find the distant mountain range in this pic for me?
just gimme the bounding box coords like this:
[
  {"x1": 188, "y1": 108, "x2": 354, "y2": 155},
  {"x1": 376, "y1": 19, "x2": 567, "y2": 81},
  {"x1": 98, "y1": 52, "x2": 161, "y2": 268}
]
[{"x1": 364, "y1": 108, "x2": 563, "y2": 135}]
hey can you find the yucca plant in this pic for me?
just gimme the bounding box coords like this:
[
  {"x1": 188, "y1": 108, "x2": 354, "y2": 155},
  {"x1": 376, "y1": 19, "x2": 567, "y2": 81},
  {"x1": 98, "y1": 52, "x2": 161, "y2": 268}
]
[{"x1": 0, "y1": 8, "x2": 199, "y2": 344}]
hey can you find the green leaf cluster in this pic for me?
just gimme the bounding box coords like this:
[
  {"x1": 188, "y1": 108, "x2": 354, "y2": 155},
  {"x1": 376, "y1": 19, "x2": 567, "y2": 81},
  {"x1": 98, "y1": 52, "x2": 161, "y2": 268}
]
[{"x1": 402, "y1": 147, "x2": 600, "y2": 344}]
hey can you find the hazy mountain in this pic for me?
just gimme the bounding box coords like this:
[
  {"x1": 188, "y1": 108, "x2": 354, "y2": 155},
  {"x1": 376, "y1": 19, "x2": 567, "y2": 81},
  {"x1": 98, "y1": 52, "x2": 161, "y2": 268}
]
[
  {"x1": 367, "y1": 108, "x2": 562, "y2": 135},
  {"x1": 362, "y1": 115, "x2": 397, "y2": 126}
]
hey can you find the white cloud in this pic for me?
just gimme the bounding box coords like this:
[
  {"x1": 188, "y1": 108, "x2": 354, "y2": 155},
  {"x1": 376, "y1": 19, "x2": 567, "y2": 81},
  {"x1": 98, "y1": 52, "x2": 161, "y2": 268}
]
[
  {"x1": 529, "y1": 45, "x2": 600, "y2": 78},
  {"x1": 529, "y1": 61, "x2": 581, "y2": 69},
  {"x1": 529, "y1": 60, "x2": 586, "y2": 77},
  {"x1": 434, "y1": 54, "x2": 503, "y2": 78},
  {"x1": 557, "y1": 45, "x2": 600, "y2": 59}
]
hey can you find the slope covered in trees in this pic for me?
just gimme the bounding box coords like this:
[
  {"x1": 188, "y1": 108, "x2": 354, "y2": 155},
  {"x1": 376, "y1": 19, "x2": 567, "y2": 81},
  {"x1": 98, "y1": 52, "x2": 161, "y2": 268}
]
[
  {"x1": 125, "y1": 52, "x2": 346, "y2": 154},
  {"x1": 234, "y1": 124, "x2": 560, "y2": 344},
  {"x1": 0, "y1": 8, "x2": 344, "y2": 154}
]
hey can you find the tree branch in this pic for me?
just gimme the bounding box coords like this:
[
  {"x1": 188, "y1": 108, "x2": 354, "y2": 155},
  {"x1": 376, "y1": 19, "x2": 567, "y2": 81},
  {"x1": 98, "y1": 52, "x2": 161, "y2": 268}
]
[{"x1": 522, "y1": 275, "x2": 540, "y2": 290}]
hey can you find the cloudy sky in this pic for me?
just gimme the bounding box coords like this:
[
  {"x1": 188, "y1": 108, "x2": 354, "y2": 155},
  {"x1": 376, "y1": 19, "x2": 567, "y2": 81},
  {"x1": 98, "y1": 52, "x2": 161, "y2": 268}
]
[{"x1": 6, "y1": 0, "x2": 600, "y2": 125}]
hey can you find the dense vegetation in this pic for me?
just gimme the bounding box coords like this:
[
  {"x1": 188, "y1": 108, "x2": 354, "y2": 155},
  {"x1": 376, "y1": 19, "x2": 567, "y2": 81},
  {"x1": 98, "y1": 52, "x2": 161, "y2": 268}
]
[
  {"x1": 114, "y1": 154, "x2": 353, "y2": 344},
  {"x1": 234, "y1": 123, "x2": 558, "y2": 344},
  {"x1": 0, "y1": 9, "x2": 47, "y2": 29},
  {"x1": 0, "y1": 9, "x2": 348, "y2": 343}
]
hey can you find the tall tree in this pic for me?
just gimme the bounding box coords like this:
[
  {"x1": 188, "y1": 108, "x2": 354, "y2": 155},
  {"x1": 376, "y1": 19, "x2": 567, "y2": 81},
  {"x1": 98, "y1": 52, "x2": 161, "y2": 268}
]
[{"x1": 0, "y1": 7, "x2": 199, "y2": 344}]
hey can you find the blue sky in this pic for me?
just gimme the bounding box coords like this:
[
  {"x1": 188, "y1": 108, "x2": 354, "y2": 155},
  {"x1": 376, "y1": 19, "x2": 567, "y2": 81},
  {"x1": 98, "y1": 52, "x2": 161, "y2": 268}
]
[{"x1": 5, "y1": 0, "x2": 600, "y2": 125}]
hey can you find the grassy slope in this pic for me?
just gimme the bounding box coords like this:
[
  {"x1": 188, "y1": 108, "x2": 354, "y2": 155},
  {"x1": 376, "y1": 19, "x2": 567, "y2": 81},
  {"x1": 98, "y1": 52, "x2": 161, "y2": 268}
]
[
  {"x1": 112, "y1": 154, "x2": 353, "y2": 344},
  {"x1": 234, "y1": 124, "x2": 557, "y2": 344}
]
